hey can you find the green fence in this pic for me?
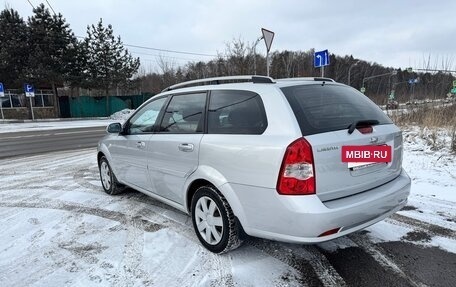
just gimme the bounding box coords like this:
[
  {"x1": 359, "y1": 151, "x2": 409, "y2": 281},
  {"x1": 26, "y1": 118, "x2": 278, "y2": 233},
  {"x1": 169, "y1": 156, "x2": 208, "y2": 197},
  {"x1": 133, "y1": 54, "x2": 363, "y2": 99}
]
[{"x1": 69, "y1": 94, "x2": 153, "y2": 117}]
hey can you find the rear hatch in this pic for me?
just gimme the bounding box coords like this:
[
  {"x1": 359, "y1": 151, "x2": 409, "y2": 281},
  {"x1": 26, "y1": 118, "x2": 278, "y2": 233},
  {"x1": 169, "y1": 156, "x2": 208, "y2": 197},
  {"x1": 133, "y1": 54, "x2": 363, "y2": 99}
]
[{"x1": 281, "y1": 83, "x2": 403, "y2": 202}]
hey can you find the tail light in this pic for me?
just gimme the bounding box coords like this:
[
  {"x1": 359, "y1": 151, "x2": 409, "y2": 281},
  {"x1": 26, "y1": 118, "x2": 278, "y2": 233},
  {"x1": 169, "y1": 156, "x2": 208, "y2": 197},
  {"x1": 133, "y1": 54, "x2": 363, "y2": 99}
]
[
  {"x1": 277, "y1": 138, "x2": 316, "y2": 195},
  {"x1": 357, "y1": 126, "x2": 373, "y2": 134},
  {"x1": 318, "y1": 227, "x2": 341, "y2": 237}
]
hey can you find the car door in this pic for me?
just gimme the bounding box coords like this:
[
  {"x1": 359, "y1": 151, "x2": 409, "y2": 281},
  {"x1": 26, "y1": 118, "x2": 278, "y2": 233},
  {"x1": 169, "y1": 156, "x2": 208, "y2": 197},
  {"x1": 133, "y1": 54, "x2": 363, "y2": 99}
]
[
  {"x1": 109, "y1": 96, "x2": 168, "y2": 191},
  {"x1": 147, "y1": 92, "x2": 207, "y2": 204}
]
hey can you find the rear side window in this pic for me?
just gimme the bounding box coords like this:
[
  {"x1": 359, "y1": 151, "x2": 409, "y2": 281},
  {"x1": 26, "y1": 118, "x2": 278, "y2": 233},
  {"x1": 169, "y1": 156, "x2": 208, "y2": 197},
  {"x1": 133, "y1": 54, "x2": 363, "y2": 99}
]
[
  {"x1": 281, "y1": 84, "x2": 393, "y2": 136},
  {"x1": 208, "y1": 90, "x2": 267, "y2": 134}
]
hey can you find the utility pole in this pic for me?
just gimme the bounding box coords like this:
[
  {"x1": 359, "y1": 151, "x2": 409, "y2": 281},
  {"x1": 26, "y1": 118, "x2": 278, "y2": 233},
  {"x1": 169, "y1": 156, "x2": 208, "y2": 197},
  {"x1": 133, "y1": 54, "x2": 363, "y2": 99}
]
[
  {"x1": 252, "y1": 36, "x2": 263, "y2": 75},
  {"x1": 361, "y1": 70, "x2": 397, "y2": 93},
  {"x1": 348, "y1": 61, "x2": 360, "y2": 86}
]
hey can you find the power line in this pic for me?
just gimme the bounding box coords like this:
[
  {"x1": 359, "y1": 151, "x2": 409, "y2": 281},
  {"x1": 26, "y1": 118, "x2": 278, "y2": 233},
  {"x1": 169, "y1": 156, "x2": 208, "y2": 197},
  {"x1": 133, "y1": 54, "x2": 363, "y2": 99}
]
[
  {"x1": 45, "y1": 0, "x2": 57, "y2": 15},
  {"x1": 26, "y1": 0, "x2": 34, "y2": 9},
  {"x1": 122, "y1": 43, "x2": 217, "y2": 57},
  {"x1": 75, "y1": 35, "x2": 218, "y2": 58},
  {"x1": 129, "y1": 50, "x2": 208, "y2": 61},
  {"x1": 26, "y1": 1, "x2": 218, "y2": 60}
]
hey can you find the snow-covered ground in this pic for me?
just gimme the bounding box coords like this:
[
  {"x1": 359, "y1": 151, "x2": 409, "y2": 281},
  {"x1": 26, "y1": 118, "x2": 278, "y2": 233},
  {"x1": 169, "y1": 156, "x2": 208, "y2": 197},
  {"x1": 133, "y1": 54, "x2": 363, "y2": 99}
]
[
  {"x1": 0, "y1": 109, "x2": 134, "y2": 134},
  {"x1": 0, "y1": 120, "x2": 115, "y2": 133},
  {"x1": 0, "y1": 126, "x2": 455, "y2": 286},
  {"x1": 362, "y1": 126, "x2": 456, "y2": 252}
]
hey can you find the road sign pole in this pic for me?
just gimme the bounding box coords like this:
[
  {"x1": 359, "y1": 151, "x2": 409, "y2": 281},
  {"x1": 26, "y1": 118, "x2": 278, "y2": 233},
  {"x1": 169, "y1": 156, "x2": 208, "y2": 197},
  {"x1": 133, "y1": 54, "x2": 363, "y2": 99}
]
[
  {"x1": 321, "y1": 66, "x2": 324, "y2": 77},
  {"x1": 261, "y1": 28, "x2": 274, "y2": 77},
  {"x1": 0, "y1": 82, "x2": 5, "y2": 120},
  {"x1": 0, "y1": 101, "x2": 4, "y2": 120},
  {"x1": 29, "y1": 97, "x2": 35, "y2": 121}
]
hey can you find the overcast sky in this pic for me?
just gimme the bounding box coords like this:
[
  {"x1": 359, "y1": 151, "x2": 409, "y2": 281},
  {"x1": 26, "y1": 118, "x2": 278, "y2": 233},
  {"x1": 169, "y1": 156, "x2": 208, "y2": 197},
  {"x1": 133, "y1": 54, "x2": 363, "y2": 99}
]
[{"x1": 3, "y1": 0, "x2": 456, "y2": 72}]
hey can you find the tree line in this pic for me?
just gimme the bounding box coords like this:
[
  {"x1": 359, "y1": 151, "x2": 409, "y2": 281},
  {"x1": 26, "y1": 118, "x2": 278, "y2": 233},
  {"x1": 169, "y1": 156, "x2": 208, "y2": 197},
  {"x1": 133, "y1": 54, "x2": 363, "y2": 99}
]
[
  {"x1": 138, "y1": 39, "x2": 455, "y2": 104},
  {"x1": 0, "y1": 4, "x2": 139, "y2": 103}
]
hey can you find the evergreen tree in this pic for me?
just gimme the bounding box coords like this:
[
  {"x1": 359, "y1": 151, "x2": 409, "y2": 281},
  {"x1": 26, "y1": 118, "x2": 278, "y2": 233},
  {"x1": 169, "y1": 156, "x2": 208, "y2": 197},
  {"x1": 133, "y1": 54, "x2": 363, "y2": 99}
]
[
  {"x1": 84, "y1": 18, "x2": 140, "y2": 96},
  {"x1": 0, "y1": 8, "x2": 29, "y2": 87},
  {"x1": 65, "y1": 40, "x2": 89, "y2": 89},
  {"x1": 28, "y1": 3, "x2": 78, "y2": 114}
]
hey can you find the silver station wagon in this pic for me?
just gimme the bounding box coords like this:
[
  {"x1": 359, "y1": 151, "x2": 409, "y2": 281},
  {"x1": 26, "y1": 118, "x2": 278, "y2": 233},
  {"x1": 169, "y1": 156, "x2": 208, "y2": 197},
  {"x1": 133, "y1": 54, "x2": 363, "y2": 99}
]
[{"x1": 97, "y1": 75, "x2": 411, "y2": 253}]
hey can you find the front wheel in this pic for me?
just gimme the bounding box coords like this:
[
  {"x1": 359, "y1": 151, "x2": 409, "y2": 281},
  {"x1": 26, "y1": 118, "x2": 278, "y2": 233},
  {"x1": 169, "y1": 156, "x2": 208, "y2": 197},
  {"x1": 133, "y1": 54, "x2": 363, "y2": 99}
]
[
  {"x1": 191, "y1": 186, "x2": 242, "y2": 253},
  {"x1": 99, "y1": 156, "x2": 124, "y2": 195}
]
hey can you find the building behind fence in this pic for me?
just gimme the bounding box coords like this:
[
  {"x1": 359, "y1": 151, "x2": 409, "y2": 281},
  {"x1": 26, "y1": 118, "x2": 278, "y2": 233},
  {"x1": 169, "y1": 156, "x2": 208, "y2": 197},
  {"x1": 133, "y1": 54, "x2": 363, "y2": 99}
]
[
  {"x1": 0, "y1": 89, "x2": 56, "y2": 119},
  {"x1": 0, "y1": 89, "x2": 152, "y2": 120}
]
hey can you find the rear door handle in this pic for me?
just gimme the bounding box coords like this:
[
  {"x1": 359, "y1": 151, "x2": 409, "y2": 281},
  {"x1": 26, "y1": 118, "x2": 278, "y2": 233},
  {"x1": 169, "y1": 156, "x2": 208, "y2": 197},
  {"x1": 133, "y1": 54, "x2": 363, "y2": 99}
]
[
  {"x1": 178, "y1": 143, "x2": 194, "y2": 152},
  {"x1": 136, "y1": 141, "x2": 146, "y2": 149}
]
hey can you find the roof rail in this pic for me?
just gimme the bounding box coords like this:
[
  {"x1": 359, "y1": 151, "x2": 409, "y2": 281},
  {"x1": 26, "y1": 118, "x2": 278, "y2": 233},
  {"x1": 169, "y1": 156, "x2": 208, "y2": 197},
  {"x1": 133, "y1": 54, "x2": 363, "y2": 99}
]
[
  {"x1": 276, "y1": 77, "x2": 335, "y2": 82},
  {"x1": 161, "y1": 75, "x2": 274, "y2": 92}
]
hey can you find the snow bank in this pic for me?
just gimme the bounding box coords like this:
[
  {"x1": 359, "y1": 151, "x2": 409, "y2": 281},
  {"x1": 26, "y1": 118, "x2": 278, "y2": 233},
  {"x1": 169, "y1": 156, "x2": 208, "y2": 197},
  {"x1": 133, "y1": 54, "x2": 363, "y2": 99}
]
[
  {"x1": 402, "y1": 125, "x2": 454, "y2": 154},
  {"x1": 109, "y1": 109, "x2": 134, "y2": 122},
  {"x1": 0, "y1": 120, "x2": 114, "y2": 133}
]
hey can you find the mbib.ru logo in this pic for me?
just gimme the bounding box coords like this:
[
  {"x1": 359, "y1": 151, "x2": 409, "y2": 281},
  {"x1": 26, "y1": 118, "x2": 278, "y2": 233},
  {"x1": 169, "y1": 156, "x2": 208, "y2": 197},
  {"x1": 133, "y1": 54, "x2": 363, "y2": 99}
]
[{"x1": 342, "y1": 145, "x2": 392, "y2": 163}]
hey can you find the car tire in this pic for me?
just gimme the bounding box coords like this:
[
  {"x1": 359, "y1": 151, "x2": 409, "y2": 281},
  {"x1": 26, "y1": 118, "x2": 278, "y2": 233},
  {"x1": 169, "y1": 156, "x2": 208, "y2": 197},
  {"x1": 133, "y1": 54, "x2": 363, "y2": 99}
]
[
  {"x1": 191, "y1": 185, "x2": 243, "y2": 253},
  {"x1": 99, "y1": 156, "x2": 124, "y2": 195}
]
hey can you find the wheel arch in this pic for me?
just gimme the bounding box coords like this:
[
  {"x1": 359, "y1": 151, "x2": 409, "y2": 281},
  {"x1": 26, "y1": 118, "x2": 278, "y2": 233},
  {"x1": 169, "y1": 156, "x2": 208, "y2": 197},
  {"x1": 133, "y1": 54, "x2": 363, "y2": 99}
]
[
  {"x1": 186, "y1": 179, "x2": 214, "y2": 213},
  {"x1": 97, "y1": 151, "x2": 105, "y2": 166},
  {"x1": 184, "y1": 166, "x2": 248, "y2": 234}
]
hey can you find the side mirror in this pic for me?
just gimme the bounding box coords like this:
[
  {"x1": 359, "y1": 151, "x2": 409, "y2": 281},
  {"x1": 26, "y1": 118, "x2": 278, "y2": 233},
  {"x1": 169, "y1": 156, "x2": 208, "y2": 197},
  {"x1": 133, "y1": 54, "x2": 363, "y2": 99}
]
[{"x1": 106, "y1": 122, "x2": 122, "y2": 134}]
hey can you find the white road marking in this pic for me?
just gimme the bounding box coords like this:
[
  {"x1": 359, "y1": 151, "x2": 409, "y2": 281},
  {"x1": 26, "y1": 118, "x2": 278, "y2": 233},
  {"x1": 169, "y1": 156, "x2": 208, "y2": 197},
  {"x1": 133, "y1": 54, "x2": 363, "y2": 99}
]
[{"x1": 349, "y1": 234, "x2": 427, "y2": 287}]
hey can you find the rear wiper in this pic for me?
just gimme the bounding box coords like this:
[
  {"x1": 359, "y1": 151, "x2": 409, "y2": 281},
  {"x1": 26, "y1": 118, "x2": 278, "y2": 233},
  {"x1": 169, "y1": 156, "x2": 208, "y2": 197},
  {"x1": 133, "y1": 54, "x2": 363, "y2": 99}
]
[{"x1": 347, "y1": 120, "x2": 379, "y2": 134}]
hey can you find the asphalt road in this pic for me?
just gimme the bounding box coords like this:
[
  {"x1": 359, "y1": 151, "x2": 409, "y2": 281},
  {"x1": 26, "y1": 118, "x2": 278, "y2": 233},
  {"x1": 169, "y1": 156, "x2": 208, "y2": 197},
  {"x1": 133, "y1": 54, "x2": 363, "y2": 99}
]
[{"x1": 0, "y1": 126, "x2": 107, "y2": 159}]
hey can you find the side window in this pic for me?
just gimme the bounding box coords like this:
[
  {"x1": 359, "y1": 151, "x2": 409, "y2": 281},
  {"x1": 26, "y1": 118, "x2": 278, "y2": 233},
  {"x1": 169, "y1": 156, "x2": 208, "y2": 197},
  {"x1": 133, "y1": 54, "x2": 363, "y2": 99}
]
[
  {"x1": 128, "y1": 97, "x2": 167, "y2": 134},
  {"x1": 159, "y1": 92, "x2": 206, "y2": 133},
  {"x1": 208, "y1": 90, "x2": 267, "y2": 134}
]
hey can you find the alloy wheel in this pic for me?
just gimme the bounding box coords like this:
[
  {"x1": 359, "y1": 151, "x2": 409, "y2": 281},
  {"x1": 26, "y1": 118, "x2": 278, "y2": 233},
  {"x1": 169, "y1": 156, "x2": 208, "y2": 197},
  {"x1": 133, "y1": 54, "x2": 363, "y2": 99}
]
[
  {"x1": 100, "y1": 161, "x2": 112, "y2": 190},
  {"x1": 194, "y1": 196, "x2": 224, "y2": 245}
]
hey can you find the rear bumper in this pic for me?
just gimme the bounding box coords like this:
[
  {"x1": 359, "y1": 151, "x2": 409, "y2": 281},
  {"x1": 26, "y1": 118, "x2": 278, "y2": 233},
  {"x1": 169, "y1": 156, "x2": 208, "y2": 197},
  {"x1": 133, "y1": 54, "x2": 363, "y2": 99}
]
[{"x1": 221, "y1": 169, "x2": 410, "y2": 243}]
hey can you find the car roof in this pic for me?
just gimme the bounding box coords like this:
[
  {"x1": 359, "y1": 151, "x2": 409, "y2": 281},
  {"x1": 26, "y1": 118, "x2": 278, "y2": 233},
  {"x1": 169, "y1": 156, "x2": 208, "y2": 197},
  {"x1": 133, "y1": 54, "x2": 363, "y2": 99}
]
[{"x1": 159, "y1": 75, "x2": 341, "y2": 96}]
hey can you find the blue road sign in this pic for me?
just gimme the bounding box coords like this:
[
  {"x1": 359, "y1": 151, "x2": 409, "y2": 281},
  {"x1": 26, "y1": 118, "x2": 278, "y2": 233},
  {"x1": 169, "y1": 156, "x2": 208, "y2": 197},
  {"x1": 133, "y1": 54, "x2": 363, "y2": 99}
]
[
  {"x1": 0, "y1": 82, "x2": 4, "y2": 96},
  {"x1": 408, "y1": 78, "x2": 419, "y2": 85},
  {"x1": 314, "y1": 49, "x2": 330, "y2": 68},
  {"x1": 24, "y1": 83, "x2": 35, "y2": 97},
  {"x1": 24, "y1": 84, "x2": 34, "y2": 93}
]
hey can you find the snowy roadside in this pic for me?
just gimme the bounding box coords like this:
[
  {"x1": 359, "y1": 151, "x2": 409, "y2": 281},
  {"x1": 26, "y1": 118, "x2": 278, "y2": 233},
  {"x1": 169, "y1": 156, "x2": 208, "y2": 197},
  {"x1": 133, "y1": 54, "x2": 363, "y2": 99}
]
[
  {"x1": 0, "y1": 119, "x2": 115, "y2": 133},
  {"x1": 389, "y1": 126, "x2": 456, "y2": 252},
  {"x1": 0, "y1": 109, "x2": 134, "y2": 134}
]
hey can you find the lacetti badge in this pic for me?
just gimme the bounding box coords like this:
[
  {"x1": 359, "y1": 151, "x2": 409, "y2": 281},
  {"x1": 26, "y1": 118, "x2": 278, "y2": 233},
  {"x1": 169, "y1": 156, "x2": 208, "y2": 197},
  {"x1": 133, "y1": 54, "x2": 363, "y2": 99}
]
[
  {"x1": 317, "y1": 146, "x2": 339, "y2": 152},
  {"x1": 342, "y1": 145, "x2": 392, "y2": 163}
]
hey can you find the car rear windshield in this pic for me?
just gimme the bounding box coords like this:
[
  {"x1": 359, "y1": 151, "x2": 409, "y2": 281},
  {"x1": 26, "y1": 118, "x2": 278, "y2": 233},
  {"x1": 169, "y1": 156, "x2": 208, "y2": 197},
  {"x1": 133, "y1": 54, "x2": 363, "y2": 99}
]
[{"x1": 281, "y1": 84, "x2": 393, "y2": 136}]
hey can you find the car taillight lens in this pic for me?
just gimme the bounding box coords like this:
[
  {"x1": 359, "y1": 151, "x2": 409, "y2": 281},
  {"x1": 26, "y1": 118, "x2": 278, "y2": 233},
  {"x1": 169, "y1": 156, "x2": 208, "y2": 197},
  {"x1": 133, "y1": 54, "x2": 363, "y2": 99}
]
[
  {"x1": 277, "y1": 138, "x2": 316, "y2": 195},
  {"x1": 318, "y1": 227, "x2": 341, "y2": 237},
  {"x1": 357, "y1": 126, "x2": 373, "y2": 134}
]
